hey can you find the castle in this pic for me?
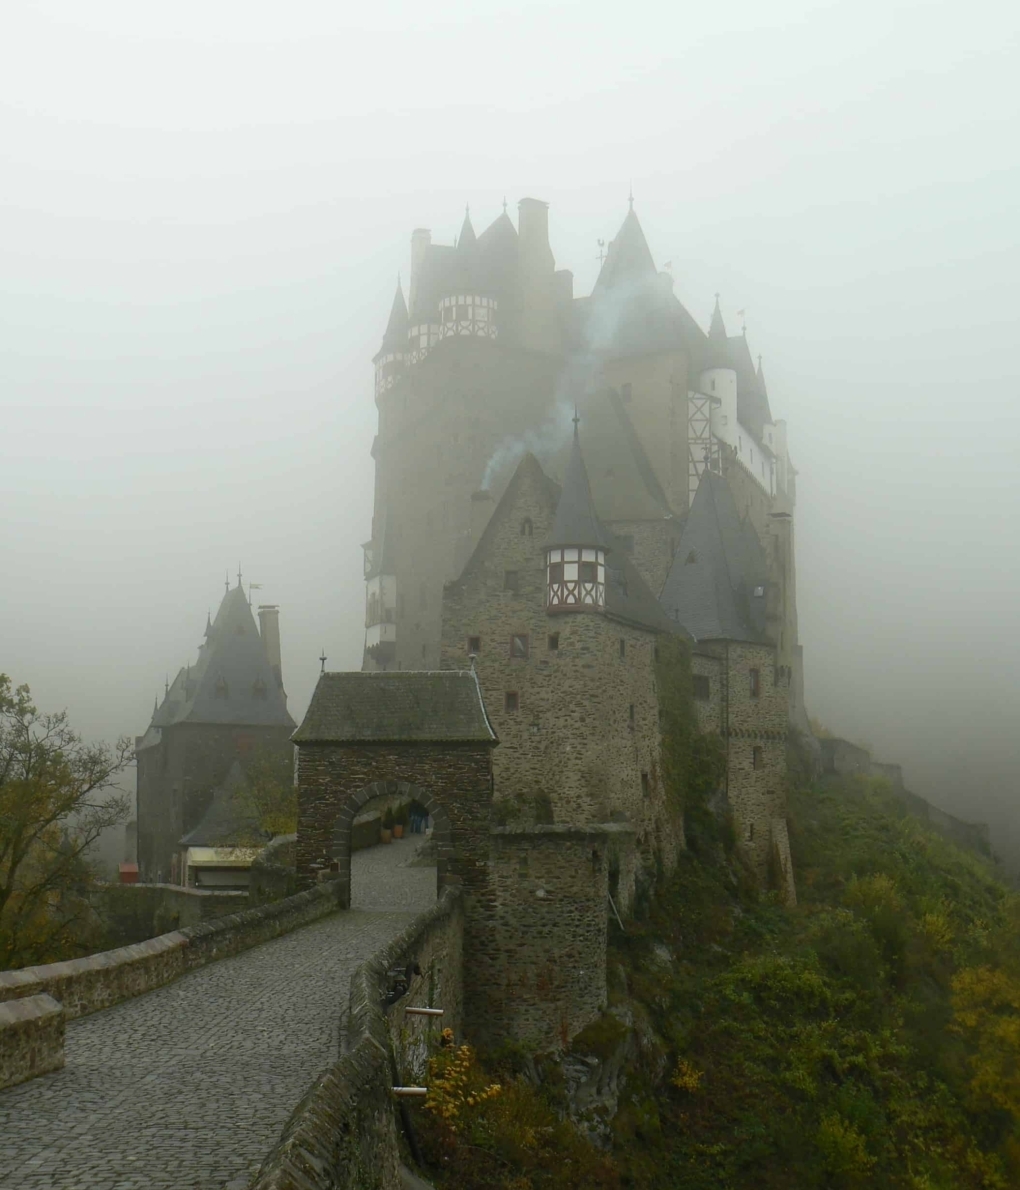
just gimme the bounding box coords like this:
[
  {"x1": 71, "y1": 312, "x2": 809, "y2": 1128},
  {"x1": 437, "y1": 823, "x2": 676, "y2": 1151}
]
[
  {"x1": 358, "y1": 197, "x2": 806, "y2": 889},
  {"x1": 135, "y1": 580, "x2": 295, "y2": 882}
]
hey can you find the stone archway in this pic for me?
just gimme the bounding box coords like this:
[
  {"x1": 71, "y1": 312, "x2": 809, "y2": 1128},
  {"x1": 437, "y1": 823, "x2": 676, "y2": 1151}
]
[{"x1": 331, "y1": 780, "x2": 454, "y2": 910}]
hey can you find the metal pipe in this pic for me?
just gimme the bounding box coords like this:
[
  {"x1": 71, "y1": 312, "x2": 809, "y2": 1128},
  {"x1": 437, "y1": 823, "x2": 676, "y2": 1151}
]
[{"x1": 404, "y1": 1006, "x2": 444, "y2": 1017}]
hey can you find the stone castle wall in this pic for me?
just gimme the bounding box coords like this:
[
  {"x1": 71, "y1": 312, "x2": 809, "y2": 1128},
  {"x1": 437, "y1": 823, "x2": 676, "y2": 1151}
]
[
  {"x1": 470, "y1": 825, "x2": 631, "y2": 1052},
  {"x1": 440, "y1": 459, "x2": 680, "y2": 873}
]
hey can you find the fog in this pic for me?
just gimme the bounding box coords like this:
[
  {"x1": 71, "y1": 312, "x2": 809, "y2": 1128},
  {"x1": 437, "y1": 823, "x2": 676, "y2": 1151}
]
[{"x1": 2, "y1": 3, "x2": 1018, "y2": 859}]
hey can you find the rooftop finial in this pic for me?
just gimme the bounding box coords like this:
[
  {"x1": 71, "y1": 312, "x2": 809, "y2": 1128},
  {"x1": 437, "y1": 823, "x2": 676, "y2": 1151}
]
[
  {"x1": 165, "y1": 673, "x2": 169, "y2": 696},
  {"x1": 572, "y1": 405, "x2": 580, "y2": 432},
  {"x1": 502, "y1": 196, "x2": 508, "y2": 214},
  {"x1": 319, "y1": 649, "x2": 327, "y2": 675},
  {"x1": 224, "y1": 570, "x2": 230, "y2": 594},
  {"x1": 628, "y1": 184, "x2": 634, "y2": 210},
  {"x1": 237, "y1": 563, "x2": 242, "y2": 589}
]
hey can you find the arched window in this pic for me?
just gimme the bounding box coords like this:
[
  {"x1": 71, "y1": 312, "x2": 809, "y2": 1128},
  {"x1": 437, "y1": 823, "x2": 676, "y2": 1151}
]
[{"x1": 520, "y1": 517, "x2": 533, "y2": 537}]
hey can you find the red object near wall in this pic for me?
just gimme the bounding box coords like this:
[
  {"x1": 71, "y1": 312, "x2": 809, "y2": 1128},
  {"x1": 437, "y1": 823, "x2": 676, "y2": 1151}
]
[{"x1": 118, "y1": 863, "x2": 139, "y2": 884}]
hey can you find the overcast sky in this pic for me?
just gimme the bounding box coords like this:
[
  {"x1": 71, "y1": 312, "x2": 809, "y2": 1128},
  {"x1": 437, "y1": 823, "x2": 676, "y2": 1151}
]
[{"x1": 2, "y1": 2, "x2": 1018, "y2": 856}]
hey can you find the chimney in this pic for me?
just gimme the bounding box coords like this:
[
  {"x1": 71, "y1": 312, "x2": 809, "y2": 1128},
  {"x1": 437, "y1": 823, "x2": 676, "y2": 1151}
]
[
  {"x1": 409, "y1": 228, "x2": 432, "y2": 318},
  {"x1": 258, "y1": 605, "x2": 284, "y2": 691},
  {"x1": 516, "y1": 198, "x2": 559, "y2": 354}
]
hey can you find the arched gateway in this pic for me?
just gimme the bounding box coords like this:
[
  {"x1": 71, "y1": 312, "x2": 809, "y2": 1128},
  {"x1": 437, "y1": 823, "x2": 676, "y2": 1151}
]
[
  {"x1": 291, "y1": 671, "x2": 497, "y2": 909},
  {"x1": 331, "y1": 779, "x2": 452, "y2": 908}
]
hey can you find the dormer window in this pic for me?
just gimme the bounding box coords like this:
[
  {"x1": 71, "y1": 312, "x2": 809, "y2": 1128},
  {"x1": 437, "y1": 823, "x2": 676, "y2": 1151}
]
[
  {"x1": 252, "y1": 677, "x2": 268, "y2": 701},
  {"x1": 214, "y1": 677, "x2": 229, "y2": 700}
]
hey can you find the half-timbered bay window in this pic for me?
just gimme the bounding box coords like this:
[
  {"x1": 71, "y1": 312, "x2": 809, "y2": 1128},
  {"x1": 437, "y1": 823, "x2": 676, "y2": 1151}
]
[
  {"x1": 546, "y1": 546, "x2": 606, "y2": 610},
  {"x1": 437, "y1": 294, "x2": 498, "y2": 341}
]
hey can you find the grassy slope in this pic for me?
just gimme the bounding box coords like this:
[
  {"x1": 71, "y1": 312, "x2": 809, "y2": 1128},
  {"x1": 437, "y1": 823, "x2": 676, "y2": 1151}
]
[{"x1": 608, "y1": 774, "x2": 1016, "y2": 1189}]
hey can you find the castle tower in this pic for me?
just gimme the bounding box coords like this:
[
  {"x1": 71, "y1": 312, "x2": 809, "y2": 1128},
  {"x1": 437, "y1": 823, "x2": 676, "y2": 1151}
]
[{"x1": 546, "y1": 421, "x2": 609, "y2": 611}]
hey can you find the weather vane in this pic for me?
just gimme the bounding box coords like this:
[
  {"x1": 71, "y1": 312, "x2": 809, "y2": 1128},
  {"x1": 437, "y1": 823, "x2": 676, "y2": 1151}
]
[{"x1": 319, "y1": 649, "x2": 327, "y2": 674}]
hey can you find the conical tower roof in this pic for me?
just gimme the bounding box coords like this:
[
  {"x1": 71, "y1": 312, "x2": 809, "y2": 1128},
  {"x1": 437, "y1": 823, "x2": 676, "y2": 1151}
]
[
  {"x1": 756, "y1": 354, "x2": 767, "y2": 396},
  {"x1": 593, "y1": 203, "x2": 657, "y2": 294},
  {"x1": 547, "y1": 422, "x2": 611, "y2": 549},
  {"x1": 373, "y1": 282, "x2": 408, "y2": 362},
  {"x1": 704, "y1": 295, "x2": 730, "y2": 368},
  {"x1": 457, "y1": 206, "x2": 476, "y2": 250}
]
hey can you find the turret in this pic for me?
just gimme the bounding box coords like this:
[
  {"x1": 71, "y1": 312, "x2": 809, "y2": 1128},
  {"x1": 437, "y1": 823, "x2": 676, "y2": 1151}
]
[
  {"x1": 374, "y1": 282, "x2": 408, "y2": 398},
  {"x1": 546, "y1": 422, "x2": 609, "y2": 611},
  {"x1": 702, "y1": 296, "x2": 738, "y2": 447}
]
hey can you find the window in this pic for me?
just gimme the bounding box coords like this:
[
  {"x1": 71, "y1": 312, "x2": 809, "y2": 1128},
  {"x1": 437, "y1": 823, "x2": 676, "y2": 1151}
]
[
  {"x1": 753, "y1": 746, "x2": 763, "y2": 770},
  {"x1": 621, "y1": 382, "x2": 632, "y2": 403},
  {"x1": 579, "y1": 560, "x2": 597, "y2": 583},
  {"x1": 251, "y1": 678, "x2": 268, "y2": 701},
  {"x1": 618, "y1": 534, "x2": 634, "y2": 554},
  {"x1": 548, "y1": 561, "x2": 563, "y2": 585},
  {"x1": 547, "y1": 633, "x2": 559, "y2": 651},
  {"x1": 214, "y1": 676, "x2": 229, "y2": 700},
  {"x1": 505, "y1": 691, "x2": 519, "y2": 713},
  {"x1": 628, "y1": 704, "x2": 635, "y2": 729},
  {"x1": 520, "y1": 518, "x2": 533, "y2": 537},
  {"x1": 749, "y1": 668, "x2": 761, "y2": 698},
  {"x1": 753, "y1": 585, "x2": 765, "y2": 597},
  {"x1": 685, "y1": 550, "x2": 698, "y2": 565},
  {"x1": 504, "y1": 570, "x2": 520, "y2": 592},
  {"x1": 641, "y1": 772, "x2": 650, "y2": 798},
  {"x1": 619, "y1": 638, "x2": 626, "y2": 659},
  {"x1": 748, "y1": 822, "x2": 755, "y2": 842},
  {"x1": 510, "y1": 634, "x2": 529, "y2": 659},
  {"x1": 467, "y1": 636, "x2": 481, "y2": 655},
  {"x1": 693, "y1": 675, "x2": 710, "y2": 701}
]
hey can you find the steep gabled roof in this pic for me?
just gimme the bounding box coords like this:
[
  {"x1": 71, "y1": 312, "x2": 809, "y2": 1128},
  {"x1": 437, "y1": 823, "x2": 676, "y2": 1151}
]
[
  {"x1": 293, "y1": 671, "x2": 497, "y2": 744},
  {"x1": 373, "y1": 282, "x2": 408, "y2": 362},
  {"x1": 703, "y1": 295, "x2": 730, "y2": 369},
  {"x1": 457, "y1": 207, "x2": 476, "y2": 250},
  {"x1": 593, "y1": 205, "x2": 657, "y2": 295},
  {"x1": 145, "y1": 583, "x2": 295, "y2": 733},
  {"x1": 659, "y1": 470, "x2": 769, "y2": 643},
  {"x1": 547, "y1": 424, "x2": 612, "y2": 549},
  {"x1": 604, "y1": 537, "x2": 679, "y2": 635}
]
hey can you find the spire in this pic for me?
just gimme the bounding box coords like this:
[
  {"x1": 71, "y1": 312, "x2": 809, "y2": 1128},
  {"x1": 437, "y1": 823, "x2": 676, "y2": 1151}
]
[
  {"x1": 705, "y1": 294, "x2": 730, "y2": 368},
  {"x1": 756, "y1": 353, "x2": 768, "y2": 396},
  {"x1": 374, "y1": 281, "x2": 409, "y2": 361},
  {"x1": 205, "y1": 610, "x2": 212, "y2": 637},
  {"x1": 547, "y1": 421, "x2": 610, "y2": 549},
  {"x1": 458, "y1": 204, "x2": 476, "y2": 250},
  {"x1": 153, "y1": 696, "x2": 158, "y2": 718},
  {"x1": 593, "y1": 202, "x2": 657, "y2": 294}
]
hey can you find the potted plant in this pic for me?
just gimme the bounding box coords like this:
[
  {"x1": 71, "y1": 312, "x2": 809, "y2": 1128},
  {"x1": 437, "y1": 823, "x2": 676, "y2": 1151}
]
[
  {"x1": 381, "y1": 807, "x2": 394, "y2": 844},
  {"x1": 393, "y1": 804, "x2": 407, "y2": 840}
]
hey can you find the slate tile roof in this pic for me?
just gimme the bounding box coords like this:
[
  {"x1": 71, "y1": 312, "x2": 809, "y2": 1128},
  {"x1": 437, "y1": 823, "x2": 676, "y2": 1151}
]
[
  {"x1": 293, "y1": 671, "x2": 497, "y2": 744},
  {"x1": 659, "y1": 469, "x2": 769, "y2": 643},
  {"x1": 179, "y1": 760, "x2": 265, "y2": 848}
]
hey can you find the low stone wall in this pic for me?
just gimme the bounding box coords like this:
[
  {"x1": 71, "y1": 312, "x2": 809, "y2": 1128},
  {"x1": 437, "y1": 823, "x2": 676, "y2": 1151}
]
[
  {"x1": 252, "y1": 888, "x2": 464, "y2": 1190},
  {"x1": 92, "y1": 882, "x2": 248, "y2": 946},
  {"x1": 0, "y1": 882, "x2": 340, "y2": 1022},
  {"x1": 0, "y1": 994, "x2": 65, "y2": 1091}
]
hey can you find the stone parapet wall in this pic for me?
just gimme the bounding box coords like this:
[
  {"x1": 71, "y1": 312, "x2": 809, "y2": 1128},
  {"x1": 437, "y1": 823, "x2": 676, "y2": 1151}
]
[
  {"x1": 0, "y1": 994, "x2": 65, "y2": 1091},
  {"x1": 252, "y1": 888, "x2": 464, "y2": 1190},
  {"x1": 0, "y1": 883, "x2": 340, "y2": 1024},
  {"x1": 92, "y1": 882, "x2": 248, "y2": 947}
]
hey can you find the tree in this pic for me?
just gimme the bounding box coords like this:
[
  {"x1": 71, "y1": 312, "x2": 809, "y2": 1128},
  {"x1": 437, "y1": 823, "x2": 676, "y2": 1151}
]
[
  {"x1": 0, "y1": 675, "x2": 131, "y2": 970},
  {"x1": 238, "y1": 743, "x2": 297, "y2": 838}
]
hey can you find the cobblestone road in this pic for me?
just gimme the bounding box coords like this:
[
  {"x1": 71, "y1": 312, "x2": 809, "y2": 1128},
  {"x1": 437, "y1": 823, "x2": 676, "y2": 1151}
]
[{"x1": 0, "y1": 839, "x2": 436, "y2": 1190}]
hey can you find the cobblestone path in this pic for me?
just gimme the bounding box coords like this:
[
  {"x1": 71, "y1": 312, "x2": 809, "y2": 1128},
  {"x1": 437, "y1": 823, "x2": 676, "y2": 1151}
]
[{"x1": 0, "y1": 839, "x2": 436, "y2": 1190}]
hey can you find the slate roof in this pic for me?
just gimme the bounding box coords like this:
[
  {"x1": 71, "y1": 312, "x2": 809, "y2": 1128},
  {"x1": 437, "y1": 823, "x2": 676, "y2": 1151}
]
[
  {"x1": 604, "y1": 536, "x2": 679, "y2": 635},
  {"x1": 585, "y1": 206, "x2": 705, "y2": 359},
  {"x1": 292, "y1": 671, "x2": 497, "y2": 744},
  {"x1": 728, "y1": 332, "x2": 774, "y2": 443},
  {"x1": 179, "y1": 761, "x2": 266, "y2": 848},
  {"x1": 659, "y1": 470, "x2": 769, "y2": 643},
  {"x1": 547, "y1": 425, "x2": 612, "y2": 549},
  {"x1": 373, "y1": 282, "x2": 408, "y2": 362},
  {"x1": 704, "y1": 296, "x2": 731, "y2": 369},
  {"x1": 141, "y1": 584, "x2": 296, "y2": 743}
]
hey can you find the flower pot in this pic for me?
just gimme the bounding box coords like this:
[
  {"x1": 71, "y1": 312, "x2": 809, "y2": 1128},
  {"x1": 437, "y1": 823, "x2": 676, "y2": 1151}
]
[
  {"x1": 380, "y1": 828, "x2": 392, "y2": 844},
  {"x1": 393, "y1": 824, "x2": 404, "y2": 839}
]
